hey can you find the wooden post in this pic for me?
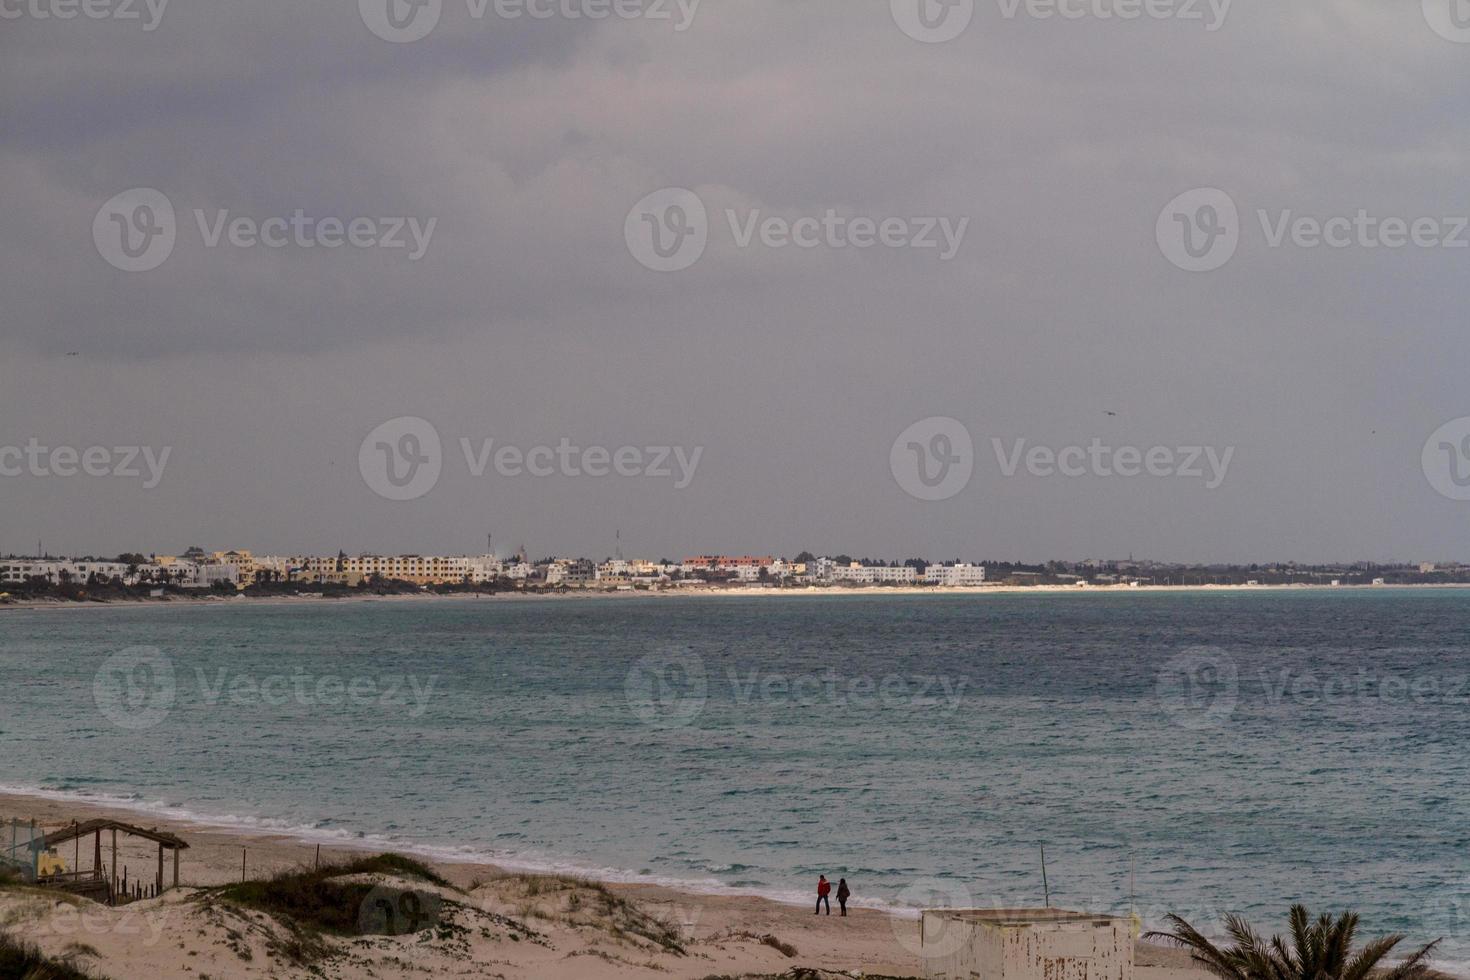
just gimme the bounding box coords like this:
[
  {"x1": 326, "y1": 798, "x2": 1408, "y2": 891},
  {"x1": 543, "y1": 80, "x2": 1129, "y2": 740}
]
[
  {"x1": 156, "y1": 842, "x2": 163, "y2": 894},
  {"x1": 241, "y1": 848, "x2": 246, "y2": 882},
  {"x1": 94, "y1": 830, "x2": 101, "y2": 880},
  {"x1": 74, "y1": 821, "x2": 79, "y2": 874},
  {"x1": 111, "y1": 829, "x2": 118, "y2": 899},
  {"x1": 315, "y1": 844, "x2": 320, "y2": 870},
  {"x1": 172, "y1": 847, "x2": 179, "y2": 889}
]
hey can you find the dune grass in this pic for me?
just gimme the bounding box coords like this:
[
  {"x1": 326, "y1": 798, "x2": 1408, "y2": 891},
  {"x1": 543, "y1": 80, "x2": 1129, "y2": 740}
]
[
  {"x1": 0, "y1": 930, "x2": 104, "y2": 980},
  {"x1": 211, "y1": 852, "x2": 450, "y2": 937},
  {"x1": 496, "y1": 872, "x2": 686, "y2": 954}
]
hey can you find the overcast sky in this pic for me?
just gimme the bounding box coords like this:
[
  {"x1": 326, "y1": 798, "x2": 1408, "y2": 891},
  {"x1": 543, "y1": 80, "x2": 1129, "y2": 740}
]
[{"x1": 2, "y1": 0, "x2": 1468, "y2": 563}]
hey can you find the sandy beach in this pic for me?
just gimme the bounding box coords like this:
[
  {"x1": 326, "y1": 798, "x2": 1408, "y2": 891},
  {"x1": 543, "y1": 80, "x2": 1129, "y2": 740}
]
[{"x1": 0, "y1": 790, "x2": 1211, "y2": 980}]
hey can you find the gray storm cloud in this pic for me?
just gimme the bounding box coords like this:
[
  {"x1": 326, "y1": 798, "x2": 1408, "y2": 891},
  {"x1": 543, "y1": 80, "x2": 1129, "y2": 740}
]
[{"x1": 1, "y1": 0, "x2": 1467, "y2": 562}]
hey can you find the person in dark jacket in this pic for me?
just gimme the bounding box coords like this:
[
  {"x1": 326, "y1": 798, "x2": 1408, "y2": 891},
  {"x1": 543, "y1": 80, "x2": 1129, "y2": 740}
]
[
  {"x1": 836, "y1": 878, "x2": 851, "y2": 916},
  {"x1": 815, "y1": 875, "x2": 831, "y2": 915}
]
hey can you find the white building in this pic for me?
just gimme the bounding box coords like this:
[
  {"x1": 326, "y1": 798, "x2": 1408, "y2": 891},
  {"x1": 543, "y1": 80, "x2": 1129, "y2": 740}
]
[
  {"x1": 466, "y1": 556, "x2": 503, "y2": 583},
  {"x1": 0, "y1": 560, "x2": 133, "y2": 585},
  {"x1": 830, "y1": 564, "x2": 920, "y2": 585},
  {"x1": 924, "y1": 563, "x2": 987, "y2": 587}
]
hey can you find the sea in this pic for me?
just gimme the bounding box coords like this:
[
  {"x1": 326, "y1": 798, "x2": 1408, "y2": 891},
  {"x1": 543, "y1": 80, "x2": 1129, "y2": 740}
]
[{"x1": 2, "y1": 591, "x2": 1468, "y2": 968}]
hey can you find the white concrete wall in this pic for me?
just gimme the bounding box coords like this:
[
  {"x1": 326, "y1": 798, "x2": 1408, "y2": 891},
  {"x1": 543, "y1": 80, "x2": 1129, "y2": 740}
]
[{"x1": 921, "y1": 912, "x2": 1132, "y2": 980}]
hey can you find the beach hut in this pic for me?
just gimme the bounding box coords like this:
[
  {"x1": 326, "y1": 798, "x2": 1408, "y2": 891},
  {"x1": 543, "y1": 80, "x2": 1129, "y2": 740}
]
[
  {"x1": 919, "y1": 908, "x2": 1133, "y2": 980},
  {"x1": 34, "y1": 819, "x2": 190, "y2": 904}
]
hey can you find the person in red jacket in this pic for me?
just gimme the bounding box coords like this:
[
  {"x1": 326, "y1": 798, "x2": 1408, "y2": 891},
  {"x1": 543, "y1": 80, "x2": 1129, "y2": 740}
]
[{"x1": 815, "y1": 875, "x2": 831, "y2": 915}]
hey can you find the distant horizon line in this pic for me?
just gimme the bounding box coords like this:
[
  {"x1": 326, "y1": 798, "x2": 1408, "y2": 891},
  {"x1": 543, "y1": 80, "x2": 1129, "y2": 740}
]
[{"x1": 1, "y1": 549, "x2": 1462, "y2": 570}]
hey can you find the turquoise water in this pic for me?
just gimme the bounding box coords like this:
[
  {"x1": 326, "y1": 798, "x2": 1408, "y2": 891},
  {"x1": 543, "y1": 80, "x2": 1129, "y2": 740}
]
[{"x1": 2, "y1": 592, "x2": 1469, "y2": 966}]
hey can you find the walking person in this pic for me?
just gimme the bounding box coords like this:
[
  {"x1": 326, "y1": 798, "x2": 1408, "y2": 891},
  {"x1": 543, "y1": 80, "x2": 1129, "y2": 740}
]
[
  {"x1": 836, "y1": 877, "x2": 850, "y2": 917},
  {"x1": 815, "y1": 874, "x2": 831, "y2": 915}
]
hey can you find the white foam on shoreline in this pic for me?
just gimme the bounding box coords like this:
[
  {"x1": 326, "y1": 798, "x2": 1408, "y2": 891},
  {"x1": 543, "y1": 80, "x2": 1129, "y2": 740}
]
[{"x1": 0, "y1": 782, "x2": 916, "y2": 917}]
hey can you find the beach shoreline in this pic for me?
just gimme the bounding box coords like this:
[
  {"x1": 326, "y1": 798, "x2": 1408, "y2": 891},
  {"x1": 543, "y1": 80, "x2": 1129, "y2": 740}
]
[
  {"x1": 0, "y1": 787, "x2": 1213, "y2": 980},
  {"x1": 3, "y1": 580, "x2": 1465, "y2": 614}
]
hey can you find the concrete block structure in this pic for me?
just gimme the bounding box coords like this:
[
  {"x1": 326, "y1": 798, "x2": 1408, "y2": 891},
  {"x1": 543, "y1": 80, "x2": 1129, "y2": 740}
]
[{"x1": 919, "y1": 909, "x2": 1133, "y2": 980}]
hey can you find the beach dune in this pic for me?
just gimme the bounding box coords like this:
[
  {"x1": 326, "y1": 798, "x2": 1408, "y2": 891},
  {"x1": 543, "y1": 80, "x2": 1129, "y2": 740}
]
[{"x1": 0, "y1": 790, "x2": 1212, "y2": 980}]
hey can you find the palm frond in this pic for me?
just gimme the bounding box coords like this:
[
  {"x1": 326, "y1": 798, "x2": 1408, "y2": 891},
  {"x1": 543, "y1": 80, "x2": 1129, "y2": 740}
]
[{"x1": 1150, "y1": 906, "x2": 1441, "y2": 980}]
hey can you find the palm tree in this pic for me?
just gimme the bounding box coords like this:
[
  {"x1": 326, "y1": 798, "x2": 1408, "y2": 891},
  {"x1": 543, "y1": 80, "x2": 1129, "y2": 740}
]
[{"x1": 1148, "y1": 906, "x2": 1439, "y2": 980}]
